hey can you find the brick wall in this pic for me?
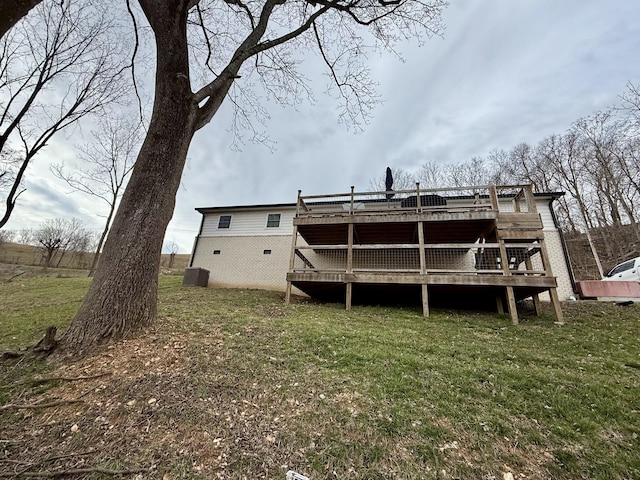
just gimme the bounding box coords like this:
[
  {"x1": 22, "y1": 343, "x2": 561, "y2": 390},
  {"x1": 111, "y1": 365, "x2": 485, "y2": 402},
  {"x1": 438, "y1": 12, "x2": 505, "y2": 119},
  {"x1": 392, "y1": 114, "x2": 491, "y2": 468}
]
[
  {"x1": 543, "y1": 231, "x2": 575, "y2": 300},
  {"x1": 192, "y1": 236, "x2": 296, "y2": 292}
]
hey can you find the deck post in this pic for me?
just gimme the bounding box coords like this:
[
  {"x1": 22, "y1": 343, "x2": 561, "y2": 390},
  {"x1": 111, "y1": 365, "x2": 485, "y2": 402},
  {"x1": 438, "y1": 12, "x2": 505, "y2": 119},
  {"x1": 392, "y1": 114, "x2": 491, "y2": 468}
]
[
  {"x1": 513, "y1": 188, "x2": 522, "y2": 212},
  {"x1": 285, "y1": 282, "x2": 292, "y2": 305},
  {"x1": 496, "y1": 295, "x2": 504, "y2": 315},
  {"x1": 417, "y1": 220, "x2": 428, "y2": 317},
  {"x1": 285, "y1": 224, "x2": 299, "y2": 305},
  {"x1": 549, "y1": 287, "x2": 564, "y2": 325},
  {"x1": 538, "y1": 236, "x2": 564, "y2": 323},
  {"x1": 346, "y1": 222, "x2": 354, "y2": 311},
  {"x1": 415, "y1": 182, "x2": 422, "y2": 212},
  {"x1": 524, "y1": 255, "x2": 542, "y2": 315},
  {"x1": 506, "y1": 286, "x2": 518, "y2": 325},
  {"x1": 345, "y1": 283, "x2": 352, "y2": 310},
  {"x1": 421, "y1": 284, "x2": 429, "y2": 317},
  {"x1": 295, "y1": 189, "x2": 302, "y2": 216},
  {"x1": 531, "y1": 293, "x2": 542, "y2": 316},
  {"x1": 497, "y1": 230, "x2": 519, "y2": 324},
  {"x1": 524, "y1": 184, "x2": 537, "y2": 213},
  {"x1": 489, "y1": 185, "x2": 499, "y2": 212}
]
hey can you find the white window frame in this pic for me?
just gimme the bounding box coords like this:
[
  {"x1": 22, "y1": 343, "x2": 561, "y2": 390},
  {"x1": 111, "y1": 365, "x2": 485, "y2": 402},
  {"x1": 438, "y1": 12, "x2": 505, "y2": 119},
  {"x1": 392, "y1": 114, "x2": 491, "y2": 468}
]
[
  {"x1": 218, "y1": 215, "x2": 232, "y2": 229},
  {"x1": 266, "y1": 213, "x2": 281, "y2": 228}
]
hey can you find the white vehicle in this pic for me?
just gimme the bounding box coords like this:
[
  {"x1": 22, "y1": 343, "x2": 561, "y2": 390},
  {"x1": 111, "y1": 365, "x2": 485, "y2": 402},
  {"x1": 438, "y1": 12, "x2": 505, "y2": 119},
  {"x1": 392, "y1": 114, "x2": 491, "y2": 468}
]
[{"x1": 603, "y1": 257, "x2": 640, "y2": 282}]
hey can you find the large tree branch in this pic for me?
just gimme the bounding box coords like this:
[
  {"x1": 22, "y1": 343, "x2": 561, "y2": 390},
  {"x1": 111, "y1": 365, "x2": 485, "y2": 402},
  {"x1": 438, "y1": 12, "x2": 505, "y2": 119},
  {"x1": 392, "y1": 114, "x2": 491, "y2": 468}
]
[
  {"x1": 124, "y1": 0, "x2": 144, "y2": 122},
  {"x1": 307, "y1": 0, "x2": 403, "y2": 26},
  {"x1": 223, "y1": 0, "x2": 256, "y2": 29},
  {"x1": 193, "y1": 0, "x2": 332, "y2": 129}
]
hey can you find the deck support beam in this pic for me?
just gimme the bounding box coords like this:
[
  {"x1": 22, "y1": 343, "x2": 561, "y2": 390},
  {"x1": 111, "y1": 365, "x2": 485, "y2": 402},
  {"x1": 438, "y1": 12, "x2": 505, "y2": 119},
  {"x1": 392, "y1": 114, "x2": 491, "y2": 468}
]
[
  {"x1": 497, "y1": 229, "x2": 519, "y2": 324},
  {"x1": 524, "y1": 256, "x2": 542, "y2": 315},
  {"x1": 539, "y1": 236, "x2": 564, "y2": 324},
  {"x1": 496, "y1": 294, "x2": 504, "y2": 315},
  {"x1": 417, "y1": 220, "x2": 429, "y2": 317},
  {"x1": 421, "y1": 284, "x2": 429, "y2": 317},
  {"x1": 506, "y1": 286, "x2": 518, "y2": 325},
  {"x1": 345, "y1": 223, "x2": 354, "y2": 311},
  {"x1": 285, "y1": 224, "x2": 299, "y2": 305},
  {"x1": 549, "y1": 287, "x2": 564, "y2": 325}
]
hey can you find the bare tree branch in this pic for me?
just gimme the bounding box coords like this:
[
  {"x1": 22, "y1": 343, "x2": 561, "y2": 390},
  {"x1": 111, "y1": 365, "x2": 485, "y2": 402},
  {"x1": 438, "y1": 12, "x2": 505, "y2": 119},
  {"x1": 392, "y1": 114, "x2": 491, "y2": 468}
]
[{"x1": 0, "y1": 0, "x2": 128, "y2": 229}]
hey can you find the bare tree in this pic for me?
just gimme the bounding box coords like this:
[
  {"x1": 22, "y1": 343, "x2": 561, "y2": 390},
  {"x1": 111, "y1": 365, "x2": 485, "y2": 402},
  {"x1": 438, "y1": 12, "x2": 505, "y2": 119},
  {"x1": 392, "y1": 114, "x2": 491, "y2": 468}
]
[
  {"x1": 51, "y1": 114, "x2": 143, "y2": 276},
  {"x1": 0, "y1": 229, "x2": 16, "y2": 244},
  {"x1": 369, "y1": 166, "x2": 416, "y2": 193},
  {"x1": 0, "y1": 229, "x2": 16, "y2": 260},
  {"x1": 63, "y1": 226, "x2": 95, "y2": 269},
  {"x1": 165, "y1": 240, "x2": 179, "y2": 269},
  {"x1": 416, "y1": 160, "x2": 443, "y2": 188},
  {"x1": 446, "y1": 156, "x2": 499, "y2": 189},
  {"x1": 18, "y1": 228, "x2": 32, "y2": 245},
  {"x1": 59, "y1": 0, "x2": 447, "y2": 352},
  {"x1": 0, "y1": 0, "x2": 128, "y2": 229},
  {"x1": 416, "y1": 156, "x2": 501, "y2": 192},
  {"x1": 620, "y1": 82, "x2": 640, "y2": 132},
  {"x1": 34, "y1": 217, "x2": 87, "y2": 271}
]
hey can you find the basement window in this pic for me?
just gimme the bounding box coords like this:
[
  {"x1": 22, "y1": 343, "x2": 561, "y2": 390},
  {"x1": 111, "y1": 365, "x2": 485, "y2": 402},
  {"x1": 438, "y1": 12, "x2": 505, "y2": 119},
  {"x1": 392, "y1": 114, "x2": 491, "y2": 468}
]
[
  {"x1": 263, "y1": 249, "x2": 272, "y2": 255},
  {"x1": 266, "y1": 213, "x2": 281, "y2": 228},
  {"x1": 213, "y1": 250, "x2": 221, "y2": 255},
  {"x1": 218, "y1": 215, "x2": 231, "y2": 229}
]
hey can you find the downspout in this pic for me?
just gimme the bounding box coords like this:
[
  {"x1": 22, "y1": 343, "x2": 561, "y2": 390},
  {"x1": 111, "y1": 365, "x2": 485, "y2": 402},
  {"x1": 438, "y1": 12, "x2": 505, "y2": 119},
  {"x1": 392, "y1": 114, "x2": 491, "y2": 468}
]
[
  {"x1": 188, "y1": 211, "x2": 206, "y2": 267},
  {"x1": 549, "y1": 196, "x2": 577, "y2": 294}
]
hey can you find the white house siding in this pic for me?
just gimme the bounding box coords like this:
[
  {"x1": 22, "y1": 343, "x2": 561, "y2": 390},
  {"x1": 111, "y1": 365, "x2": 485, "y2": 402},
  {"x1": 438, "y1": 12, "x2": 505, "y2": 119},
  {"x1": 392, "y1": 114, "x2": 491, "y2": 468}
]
[{"x1": 201, "y1": 209, "x2": 296, "y2": 237}]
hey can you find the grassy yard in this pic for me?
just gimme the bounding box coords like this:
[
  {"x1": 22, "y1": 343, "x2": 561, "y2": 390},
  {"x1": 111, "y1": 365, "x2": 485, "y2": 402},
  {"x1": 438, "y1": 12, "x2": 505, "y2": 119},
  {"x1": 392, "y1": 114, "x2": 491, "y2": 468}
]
[{"x1": 1, "y1": 275, "x2": 639, "y2": 479}]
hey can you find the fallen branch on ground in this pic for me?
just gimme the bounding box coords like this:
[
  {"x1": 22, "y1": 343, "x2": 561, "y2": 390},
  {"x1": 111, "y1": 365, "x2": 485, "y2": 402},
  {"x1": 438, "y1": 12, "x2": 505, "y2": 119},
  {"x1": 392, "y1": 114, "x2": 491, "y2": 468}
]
[
  {"x1": 0, "y1": 467, "x2": 152, "y2": 478},
  {"x1": 5, "y1": 271, "x2": 25, "y2": 282},
  {"x1": 1, "y1": 372, "x2": 112, "y2": 389},
  {"x1": 0, "y1": 351, "x2": 24, "y2": 360},
  {"x1": 0, "y1": 389, "x2": 93, "y2": 410}
]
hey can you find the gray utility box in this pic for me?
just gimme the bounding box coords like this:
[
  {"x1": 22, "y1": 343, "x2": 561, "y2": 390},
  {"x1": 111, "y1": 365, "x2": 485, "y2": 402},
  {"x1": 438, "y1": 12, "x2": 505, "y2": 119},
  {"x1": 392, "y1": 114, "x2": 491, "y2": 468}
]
[{"x1": 182, "y1": 267, "x2": 209, "y2": 287}]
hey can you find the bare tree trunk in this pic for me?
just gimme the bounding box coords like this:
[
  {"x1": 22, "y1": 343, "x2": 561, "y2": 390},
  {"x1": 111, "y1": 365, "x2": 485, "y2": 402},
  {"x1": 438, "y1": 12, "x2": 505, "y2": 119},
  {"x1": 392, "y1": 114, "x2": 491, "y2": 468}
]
[
  {"x1": 59, "y1": 3, "x2": 198, "y2": 350},
  {"x1": 88, "y1": 194, "x2": 116, "y2": 277}
]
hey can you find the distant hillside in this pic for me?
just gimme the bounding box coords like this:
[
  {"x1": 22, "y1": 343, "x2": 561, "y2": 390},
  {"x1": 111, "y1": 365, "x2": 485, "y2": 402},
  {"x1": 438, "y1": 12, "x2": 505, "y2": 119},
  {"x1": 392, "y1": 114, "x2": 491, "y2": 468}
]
[
  {"x1": 563, "y1": 223, "x2": 640, "y2": 280},
  {"x1": 0, "y1": 241, "x2": 190, "y2": 272}
]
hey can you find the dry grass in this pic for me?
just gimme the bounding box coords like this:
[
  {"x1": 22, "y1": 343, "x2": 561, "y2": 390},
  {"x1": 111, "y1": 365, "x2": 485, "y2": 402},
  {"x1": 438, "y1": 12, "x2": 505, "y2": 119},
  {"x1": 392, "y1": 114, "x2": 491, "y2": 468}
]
[
  {"x1": 1, "y1": 276, "x2": 639, "y2": 479},
  {"x1": 0, "y1": 242, "x2": 189, "y2": 273}
]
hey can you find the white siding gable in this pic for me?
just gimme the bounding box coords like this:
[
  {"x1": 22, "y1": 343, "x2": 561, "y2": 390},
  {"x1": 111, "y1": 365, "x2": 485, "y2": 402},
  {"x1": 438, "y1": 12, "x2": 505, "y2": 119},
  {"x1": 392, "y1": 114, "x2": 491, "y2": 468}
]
[
  {"x1": 496, "y1": 197, "x2": 557, "y2": 231},
  {"x1": 201, "y1": 208, "x2": 296, "y2": 237}
]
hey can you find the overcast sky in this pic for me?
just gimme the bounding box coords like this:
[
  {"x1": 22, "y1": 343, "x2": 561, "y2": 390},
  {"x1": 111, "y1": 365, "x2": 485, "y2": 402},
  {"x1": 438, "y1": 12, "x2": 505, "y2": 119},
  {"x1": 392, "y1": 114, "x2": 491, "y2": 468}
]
[{"x1": 4, "y1": 0, "x2": 640, "y2": 254}]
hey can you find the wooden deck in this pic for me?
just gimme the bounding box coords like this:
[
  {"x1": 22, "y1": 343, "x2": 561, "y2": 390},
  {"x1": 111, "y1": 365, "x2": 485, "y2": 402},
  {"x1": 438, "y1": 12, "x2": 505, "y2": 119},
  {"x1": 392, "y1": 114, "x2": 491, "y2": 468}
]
[{"x1": 285, "y1": 184, "x2": 564, "y2": 324}]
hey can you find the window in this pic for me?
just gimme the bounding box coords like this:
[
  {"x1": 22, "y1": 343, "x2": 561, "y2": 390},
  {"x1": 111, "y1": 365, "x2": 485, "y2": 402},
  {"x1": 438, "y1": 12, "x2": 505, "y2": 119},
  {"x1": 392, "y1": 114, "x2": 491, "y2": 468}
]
[
  {"x1": 607, "y1": 259, "x2": 635, "y2": 277},
  {"x1": 263, "y1": 249, "x2": 272, "y2": 255},
  {"x1": 266, "y1": 213, "x2": 281, "y2": 228},
  {"x1": 213, "y1": 250, "x2": 221, "y2": 255},
  {"x1": 218, "y1": 215, "x2": 231, "y2": 229}
]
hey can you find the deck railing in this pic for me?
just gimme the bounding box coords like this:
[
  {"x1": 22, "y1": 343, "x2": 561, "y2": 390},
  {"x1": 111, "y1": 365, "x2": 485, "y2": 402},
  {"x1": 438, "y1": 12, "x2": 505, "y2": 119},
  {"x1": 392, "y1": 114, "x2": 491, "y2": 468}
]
[
  {"x1": 295, "y1": 184, "x2": 538, "y2": 218},
  {"x1": 292, "y1": 242, "x2": 546, "y2": 276}
]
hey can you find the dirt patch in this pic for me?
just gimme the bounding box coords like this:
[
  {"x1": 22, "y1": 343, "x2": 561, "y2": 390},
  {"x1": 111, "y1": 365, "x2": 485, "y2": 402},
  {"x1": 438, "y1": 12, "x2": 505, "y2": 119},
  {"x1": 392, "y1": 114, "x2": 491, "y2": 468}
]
[{"x1": 1, "y1": 317, "x2": 326, "y2": 479}]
